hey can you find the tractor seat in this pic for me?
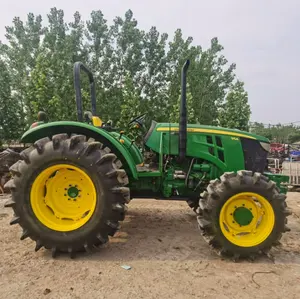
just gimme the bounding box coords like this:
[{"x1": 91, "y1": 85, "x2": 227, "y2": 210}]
[
  {"x1": 84, "y1": 111, "x2": 119, "y2": 131},
  {"x1": 84, "y1": 111, "x2": 103, "y2": 127},
  {"x1": 91, "y1": 116, "x2": 103, "y2": 127}
]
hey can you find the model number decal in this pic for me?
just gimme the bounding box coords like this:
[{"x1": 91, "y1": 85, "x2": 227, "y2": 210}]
[{"x1": 231, "y1": 137, "x2": 239, "y2": 141}]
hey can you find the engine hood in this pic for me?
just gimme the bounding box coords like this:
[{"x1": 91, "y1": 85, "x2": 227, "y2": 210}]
[{"x1": 147, "y1": 122, "x2": 269, "y2": 143}]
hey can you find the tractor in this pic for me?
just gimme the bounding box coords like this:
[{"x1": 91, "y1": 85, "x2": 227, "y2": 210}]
[{"x1": 3, "y1": 60, "x2": 291, "y2": 260}]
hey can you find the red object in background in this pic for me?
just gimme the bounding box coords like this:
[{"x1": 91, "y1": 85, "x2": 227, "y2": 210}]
[{"x1": 270, "y1": 143, "x2": 286, "y2": 155}]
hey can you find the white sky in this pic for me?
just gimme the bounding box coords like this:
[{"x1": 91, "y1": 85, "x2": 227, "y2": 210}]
[{"x1": 1, "y1": 0, "x2": 299, "y2": 124}]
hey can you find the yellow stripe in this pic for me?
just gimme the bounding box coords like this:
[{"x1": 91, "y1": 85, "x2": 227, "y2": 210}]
[{"x1": 156, "y1": 127, "x2": 256, "y2": 139}]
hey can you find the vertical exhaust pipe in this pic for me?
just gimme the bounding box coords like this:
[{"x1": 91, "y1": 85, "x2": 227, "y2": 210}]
[
  {"x1": 179, "y1": 59, "x2": 190, "y2": 161},
  {"x1": 73, "y1": 62, "x2": 97, "y2": 122}
]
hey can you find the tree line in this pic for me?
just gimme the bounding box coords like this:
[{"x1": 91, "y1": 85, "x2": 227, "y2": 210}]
[
  {"x1": 250, "y1": 123, "x2": 300, "y2": 144},
  {"x1": 0, "y1": 7, "x2": 251, "y2": 143}
]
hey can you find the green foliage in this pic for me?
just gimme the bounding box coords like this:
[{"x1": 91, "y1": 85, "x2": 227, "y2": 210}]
[
  {"x1": 119, "y1": 74, "x2": 141, "y2": 127},
  {"x1": 188, "y1": 38, "x2": 237, "y2": 125},
  {"x1": 250, "y1": 123, "x2": 300, "y2": 143},
  {"x1": 0, "y1": 60, "x2": 22, "y2": 143},
  {"x1": 219, "y1": 80, "x2": 251, "y2": 131},
  {"x1": 0, "y1": 7, "x2": 251, "y2": 142},
  {"x1": 169, "y1": 90, "x2": 196, "y2": 123}
]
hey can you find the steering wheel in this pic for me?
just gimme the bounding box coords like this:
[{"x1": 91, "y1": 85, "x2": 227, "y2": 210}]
[{"x1": 128, "y1": 113, "x2": 147, "y2": 128}]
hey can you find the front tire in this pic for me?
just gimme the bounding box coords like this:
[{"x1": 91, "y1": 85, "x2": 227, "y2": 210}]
[
  {"x1": 197, "y1": 170, "x2": 291, "y2": 259},
  {"x1": 4, "y1": 134, "x2": 130, "y2": 258}
]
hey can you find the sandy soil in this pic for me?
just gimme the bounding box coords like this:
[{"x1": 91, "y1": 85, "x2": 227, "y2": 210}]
[{"x1": 1, "y1": 193, "x2": 300, "y2": 299}]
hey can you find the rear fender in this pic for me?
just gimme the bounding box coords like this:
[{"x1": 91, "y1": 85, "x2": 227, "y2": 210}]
[{"x1": 21, "y1": 121, "x2": 138, "y2": 180}]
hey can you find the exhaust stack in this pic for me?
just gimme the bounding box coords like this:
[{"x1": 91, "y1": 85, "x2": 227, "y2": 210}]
[
  {"x1": 178, "y1": 59, "x2": 190, "y2": 161},
  {"x1": 73, "y1": 62, "x2": 97, "y2": 122}
]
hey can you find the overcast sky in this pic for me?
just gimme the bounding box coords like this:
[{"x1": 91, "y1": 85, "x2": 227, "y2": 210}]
[{"x1": 1, "y1": 0, "x2": 299, "y2": 124}]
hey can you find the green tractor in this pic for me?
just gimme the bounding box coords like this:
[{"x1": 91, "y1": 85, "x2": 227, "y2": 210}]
[{"x1": 4, "y1": 60, "x2": 291, "y2": 260}]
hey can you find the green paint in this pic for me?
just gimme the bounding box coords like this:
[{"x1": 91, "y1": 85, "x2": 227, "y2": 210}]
[
  {"x1": 233, "y1": 207, "x2": 253, "y2": 226},
  {"x1": 21, "y1": 121, "x2": 138, "y2": 180},
  {"x1": 110, "y1": 132, "x2": 143, "y2": 165},
  {"x1": 155, "y1": 123, "x2": 269, "y2": 141},
  {"x1": 21, "y1": 119, "x2": 289, "y2": 201},
  {"x1": 137, "y1": 171, "x2": 161, "y2": 177},
  {"x1": 145, "y1": 123, "x2": 246, "y2": 172},
  {"x1": 68, "y1": 186, "x2": 79, "y2": 198},
  {"x1": 264, "y1": 172, "x2": 289, "y2": 194},
  {"x1": 129, "y1": 175, "x2": 161, "y2": 194},
  {"x1": 193, "y1": 164, "x2": 211, "y2": 172}
]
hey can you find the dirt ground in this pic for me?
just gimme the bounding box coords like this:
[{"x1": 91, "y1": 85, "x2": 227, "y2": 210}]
[{"x1": 1, "y1": 193, "x2": 300, "y2": 299}]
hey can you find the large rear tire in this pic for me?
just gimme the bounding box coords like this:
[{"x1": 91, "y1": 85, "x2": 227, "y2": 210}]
[
  {"x1": 4, "y1": 134, "x2": 130, "y2": 258},
  {"x1": 197, "y1": 170, "x2": 291, "y2": 259}
]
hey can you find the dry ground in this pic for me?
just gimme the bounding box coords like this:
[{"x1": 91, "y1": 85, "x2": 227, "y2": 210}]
[{"x1": 1, "y1": 193, "x2": 300, "y2": 299}]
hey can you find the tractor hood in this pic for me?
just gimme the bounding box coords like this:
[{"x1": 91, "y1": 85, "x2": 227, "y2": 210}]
[{"x1": 144, "y1": 121, "x2": 270, "y2": 151}]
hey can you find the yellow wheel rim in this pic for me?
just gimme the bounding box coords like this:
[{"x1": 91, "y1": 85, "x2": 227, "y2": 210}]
[
  {"x1": 30, "y1": 164, "x2": 97, "y2": 232},
  {"x1": 219, "y1": 192, "x2": 275, "y2": 247}
]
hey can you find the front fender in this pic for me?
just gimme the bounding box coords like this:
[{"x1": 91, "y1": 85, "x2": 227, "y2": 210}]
[{"x1": 21, "y1": 121, "x2": 138, "y2": 180}]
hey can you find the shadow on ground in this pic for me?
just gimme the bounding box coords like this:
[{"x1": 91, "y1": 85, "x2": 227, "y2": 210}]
[{"x1": 36, "y1": 198, "x2": 300, "y2": 265}]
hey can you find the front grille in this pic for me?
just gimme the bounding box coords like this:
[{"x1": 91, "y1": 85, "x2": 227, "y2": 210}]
[{"x1": 241, "y1": 138, "x2": 268, "y2": 173}]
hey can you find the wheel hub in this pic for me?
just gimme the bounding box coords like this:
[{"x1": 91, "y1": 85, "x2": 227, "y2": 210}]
[
  {"x1": 30, "y1": 164, "x2": 97, "y2": 232},
  {"x1": 67, "y1": 186, "x2": 80, "y2": 199},
  {"x1": 219, "y1": 192, "x2": 275, "y2": 247},
  {"x1": 233, "y1": 206, "x2": 253, "y2": 226}
]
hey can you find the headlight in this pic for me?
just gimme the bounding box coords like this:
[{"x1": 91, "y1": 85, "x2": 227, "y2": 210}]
[{"x1": 260, "y1": 142, "x2": 270, "y2": 152}]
